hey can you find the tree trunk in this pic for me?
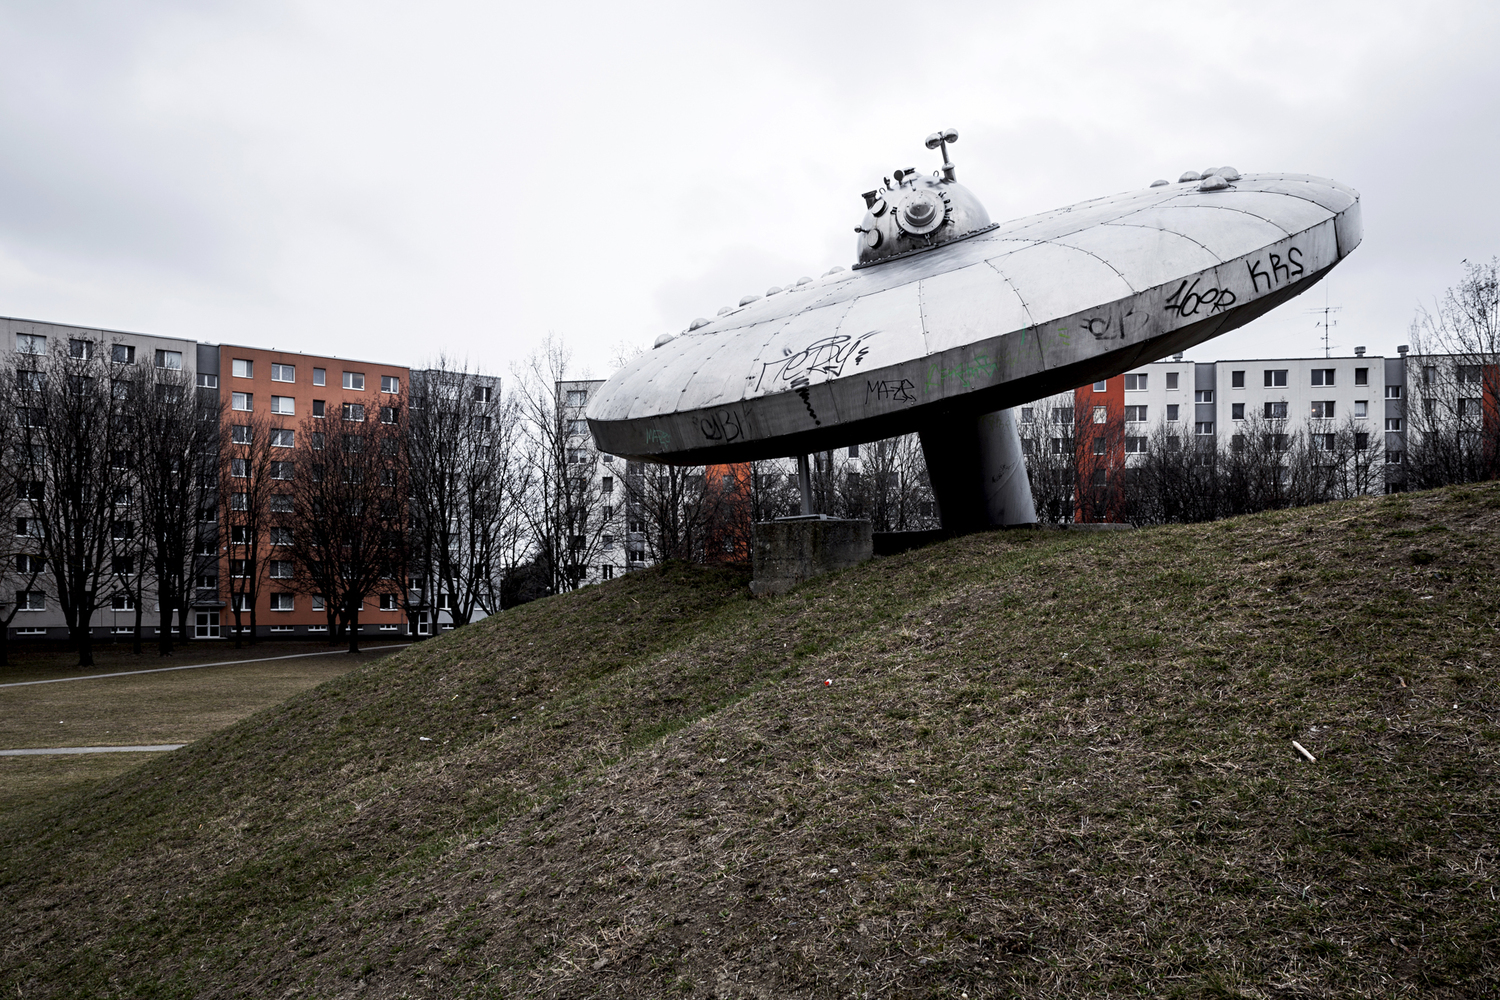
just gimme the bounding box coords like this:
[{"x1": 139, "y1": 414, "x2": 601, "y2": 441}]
[
  {"x1": 346, "y1": 601, "x2": 360, "y2": 654},
  {"x1": 160, "y1": 597, "x2": 174, "y2": 656},
  {"x1": 132, "y1": 593, "x2": 143, "y2": 655}
]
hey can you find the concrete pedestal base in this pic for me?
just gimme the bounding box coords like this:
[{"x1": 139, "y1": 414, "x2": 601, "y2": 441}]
[{"x1": 749, "y1": 516, "x2": 873, "y2": 597}]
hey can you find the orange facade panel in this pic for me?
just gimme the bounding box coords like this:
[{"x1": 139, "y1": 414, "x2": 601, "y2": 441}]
[{"x1": 218, "y1": 346, "x2": 411, "y2": 632}]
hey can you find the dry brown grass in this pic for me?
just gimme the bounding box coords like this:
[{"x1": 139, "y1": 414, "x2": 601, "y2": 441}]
[{"x1": 1, "y1": 485, "x2": 1497, "y2": 999}]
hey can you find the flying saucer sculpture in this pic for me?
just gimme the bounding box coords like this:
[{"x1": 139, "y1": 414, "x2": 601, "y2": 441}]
[{"x1": 588, "y1": 131, "x2": 1362, "y2": 531}]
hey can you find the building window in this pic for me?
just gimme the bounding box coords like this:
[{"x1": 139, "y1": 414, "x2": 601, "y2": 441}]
[
  {"x1": 1386, "y1": 450, "x2": 1403, "y2": 464},
  {"x1": 232, "y1": 392, "x2": 253, "y2": 411},
  {"x1": 229, "y1": 559, "x2": 250, "y2": 577},
  {"x1": 1355, "y1": 367, "x2": 1369, "y2": 386},
  {"x1": 230, "y1": 492, "x2": 248, "y2": 510},
  {"x1": 1052, "y1": 406, "x2": 1074, "y2": 424},
  {"x1": 111, "y1": 593, "x2": 135, "y2": 611},
  {"x1": 1384, "y1": 417, "x2": 1402, "y2": 431},
  {"x1": 342, "y1": 402, "x2": 364, "y2": 421},
  {"x1": 1310, "y1": 401, "x2": 1335, "y2": 419},
  {"x1": 271, "y1": 461, "x2": 294, "y2": 480},
  {"x1": 1457, "y1": 364, "x2": 1483, "y2": 384},
  {"x1": 1165, "y1": 372, "x2": 1179, "y2": 390},
  {"x1": 1092, "y1": 380, "x2": 1107, "y2": 391},
  {"x1": 197, "y1": 373, "x2": 218, "y2": 388},
  {"x1": 1091, "y1": 437, "x2": 1106, "y2": 455},
  {"x1": 379, "y1": 594, "x2": 398, "y2": 611},
  {"x1": 111, "y1": 344, "x2": 135, "y2": 364},
  {"x1": 343, "y1": 371, "x2": 365, "y2": 390},
  {"x1": 232, "y1": 359, "x2": 254, "y2": 378},
  {"x1": 1049, "y1": 437, "x2": 1072, "y2": 454},
  {"x1": 269, "y1": 560, "x2": 293, "y2": 579},
  {"x1": 155, "y1": 349, "x2": 183, "y2": 370},
  {"x1": 1230, "y1": 370, "x2": 1245, "y2": 388},
  {"x1": 270, "y1": 395, "x2": 295, "y2": 415},
  {"x1": 568, "y1": 448, "x2": 589, "y2": 464},
  {"x1": 231, "y1": 424, "x2": 252, "y2": 445},
  {"x1": 1123, "y1": 373, "x2": 1147, "y2": 391},
  {"x1": 16, "y1": 333, "x2": 46, "y2": 355},
  {"x1": 68, "y1": 338, "x2": 92, "y2": 359},
  {"x1": 1124, "y1": 405, "x2": 1147, "y2": 422},
  {"x1": 1385, "y1": 385, "x2": 1402, "y2": 399},
  {"x1": 1091, "y1": 406, "x2": 1106, "y2": 424},
  {"x1": 231, "y1": 594, "x2": 251, "y2": 612},
  {"x1": 1195, "y1": 422, "x2": 1214, "y2": 435},
  {"x1": 1311, "y1": 368, "x2": 1335, "y2": 386},
  {"x1": 1263, "y1": 369, "x2": 1288, "y2": 387},
  {"x1": 310, "y1": 432, "x2": 325, "y2": 450},
  {"x1": 473, "y1": 385, "x2": 492, "y2": 402},
  {"x1": 270, "y1": 495, "x2": 293, "y2": 513},
  {"x1": 1354, "y1": 401, "x2": 1368, "y2": 418},
  {"x1": 311, "y1": 595, "x2": 325, "y2": 611},
  {"x1": 381, "y1": 375, "x2": 400, "y2": 393},
  {"x1": 18, "y1": 590, "x2": 45, "y2": 611},
  {"x1": 1166, "y1": 404, "x2": 1179, "y2": 421},
  {"x1": 1261, "y1": 401, "x2": 1286, "y2": 419},
  {"x1": 1020, "y1": 407, "x2": 1034, "y2": 423},
  {"x1": 1313, "y1": 433, "x2": 1336, "y2": 451},
  {"x1": 230, "y1": 525, "x2": 251, "y2": 544},
  {"x1": 1231, "y1": 403, "x2": 1245, "y2": 420},
  {"x1": 271, "y1": 527, "x2": 293, "y2": 546},
  {"x1": 1458, "y1": 397, "x2": 1482, "y2": 418},
  {"x1": 308, "y1": 399, "x2": 324, "y2": 418},
  {"x1": 566, "y1": 389, "x2": 588, "y2": 406},
  {"x1": 1124, "y1": 436, "x2": 1146, "y2": 453},
  {"x1": 602, "y1": 565, "x2": 614, "y2": 580},
  {"x1": 1194, "y1": 389, "x2": 1214, "y2": 403},
  {"x1": 271, "y1": 363, "x2": 295, "y2": 382},
  {"x1": 16, "y1": 554, "x2": 43, "y2": 574},
  {"x1": 380, "y1": 406, "x2": 397, "y2": 424},
  {"x1": 601, "y1": 476, "x2": 614, "y2": 494},
  {"x1": 1355, "y1": 432, "x2": 1370, "y2": 449},
  {"x1": 271, "y1": 428, "x2": 294, "y2": 448},
  {"x1": 312, "y1": 367, "x2": 326, "y2": 386},
  {"x1": 230, "y1": 458, "x2": 249, "y2": 478},
  {"x1": 1231, "y1": 433, "x2": 1246, "y2": 452}
]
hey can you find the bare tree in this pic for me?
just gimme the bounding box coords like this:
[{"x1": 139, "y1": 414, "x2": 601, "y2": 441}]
[
  {"x1": 1021, "y1": 399, "x2": 1079, "y2": 524},
  {"x1": 513, "y1": 339, "x2": 613, "y2": 593},
  {"x1": 220, "y1": 410, "x2": 279, "y2": 647},
  {"x1": 0, "y1": 371, "x2": 45, "y2": 666},
  {"x1": 289, "y1": 393, "x2": 406, "y2": 652},
  {"x1": 405, "y1": 361, "x2": 522, "y2": 631},
  {"x1": 127, "y1": 363, "x2": 220, "y2": 655},
  {"x1": 1409, "y1": 257, "x2": 1500, "y2": 484},
  {"x1": 19, "y1": 345, "x2": 124, "y2": 667}
]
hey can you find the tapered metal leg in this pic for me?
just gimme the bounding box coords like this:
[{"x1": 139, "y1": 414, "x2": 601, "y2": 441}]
[
  {"x1": 796, "y1": 454, "x2": 814, "y2": 515},
  {"x1": 918, "y1": 407, "x2": 1036, "y2": 532}
]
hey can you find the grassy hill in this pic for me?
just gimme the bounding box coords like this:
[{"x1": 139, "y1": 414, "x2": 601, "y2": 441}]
[{"x1": 2, "y1": 484, "x2": 1498, "y2": 999}]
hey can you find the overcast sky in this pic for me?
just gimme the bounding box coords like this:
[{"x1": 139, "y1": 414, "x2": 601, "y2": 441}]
[{"x1": 1, "y1": 1, "x2": 1496, "y2": 378}]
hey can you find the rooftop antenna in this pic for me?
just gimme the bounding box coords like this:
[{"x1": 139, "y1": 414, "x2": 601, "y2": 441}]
[{"x1": 1306, "y1": 294, "x2": 1342, "y2": 358}]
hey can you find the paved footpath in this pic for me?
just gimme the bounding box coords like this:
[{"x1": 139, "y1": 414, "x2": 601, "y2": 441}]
[
  {"x1": 0, "y1": 644, "x2": 411, "y2": 689},
  {"x1": 1, "y1": 745, "x2": 185, "y2": 756}
]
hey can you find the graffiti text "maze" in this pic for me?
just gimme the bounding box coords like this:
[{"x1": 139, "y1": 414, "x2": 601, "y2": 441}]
[{"x1": 867, "y1": 378, "x2": 916, "y2": 403}]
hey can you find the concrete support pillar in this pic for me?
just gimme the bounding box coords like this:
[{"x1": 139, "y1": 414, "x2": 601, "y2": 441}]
[
  {"x1": 796, "y1": 454, "x2": 814, "y2": 515},
  {"x1": 918, "y1": 407, "x2": 1036, "y2": 533}
]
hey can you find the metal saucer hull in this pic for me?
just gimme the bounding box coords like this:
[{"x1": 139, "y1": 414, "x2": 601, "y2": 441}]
[{"x1": 589, "y1": 174, "x2": 1362, "y2": 465}]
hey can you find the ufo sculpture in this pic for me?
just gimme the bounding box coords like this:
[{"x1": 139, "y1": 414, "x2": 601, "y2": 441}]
[{"x1": 588, "y1": 131, "x2": 1362, "y2": 532}]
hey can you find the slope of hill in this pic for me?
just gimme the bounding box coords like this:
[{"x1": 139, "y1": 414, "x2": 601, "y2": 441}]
[{"x1": 3, "y1": 485, "x2": 1498, "y2": 999}]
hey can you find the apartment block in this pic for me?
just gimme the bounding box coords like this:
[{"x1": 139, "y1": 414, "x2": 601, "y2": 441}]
[{"x1": 4, "y1": 315, "x2": 214, "y2": 640}]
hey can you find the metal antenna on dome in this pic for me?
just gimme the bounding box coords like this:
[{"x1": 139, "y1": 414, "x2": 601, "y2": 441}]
[{"x1": 925, "y1": 129, "x2": 959, "y2": 181}]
